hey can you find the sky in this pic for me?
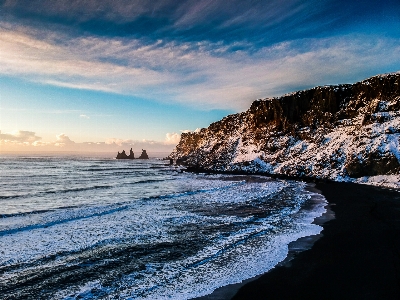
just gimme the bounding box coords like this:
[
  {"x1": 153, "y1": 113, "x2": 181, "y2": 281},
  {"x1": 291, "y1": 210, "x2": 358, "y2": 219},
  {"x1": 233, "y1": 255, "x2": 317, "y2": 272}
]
[{"x1": 0, "y1": 0, "x2": 399, "y2": 153}]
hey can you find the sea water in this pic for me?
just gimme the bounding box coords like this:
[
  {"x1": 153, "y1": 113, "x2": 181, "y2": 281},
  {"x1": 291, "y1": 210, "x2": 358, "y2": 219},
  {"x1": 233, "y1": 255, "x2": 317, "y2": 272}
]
[{"x1": 0, "y1": 154, "x2": 326, "y2": 299}]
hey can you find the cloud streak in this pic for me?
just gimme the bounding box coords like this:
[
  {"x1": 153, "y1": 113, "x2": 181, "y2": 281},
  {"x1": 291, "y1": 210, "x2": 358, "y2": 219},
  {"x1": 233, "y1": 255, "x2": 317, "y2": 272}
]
[
  {"x1": 1, "y1": 23, "x2": 399, "y2": 111},
  {"x1": 3, "y1": 0, "x2": 398, "y2": 44}
]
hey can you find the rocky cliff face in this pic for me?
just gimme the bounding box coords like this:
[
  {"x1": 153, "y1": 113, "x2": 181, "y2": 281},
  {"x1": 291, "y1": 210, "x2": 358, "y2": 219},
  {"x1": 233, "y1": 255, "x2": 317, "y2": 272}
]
[{"x1": 170, "y1": 72, "x2": 400, "y2": 187}]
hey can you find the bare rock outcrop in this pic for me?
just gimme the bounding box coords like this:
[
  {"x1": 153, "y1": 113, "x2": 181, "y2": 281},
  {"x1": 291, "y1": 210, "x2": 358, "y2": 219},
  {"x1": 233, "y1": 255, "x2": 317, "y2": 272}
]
[
  {"x1": 116, "y1": 148, "x2": 147, "y2": 159},
  {"x1": 138, "y1": 149, "x2": 149, "y2": 159},
  {"x1": 170, "y1": 72, "x2": 400, "y2": 185}
]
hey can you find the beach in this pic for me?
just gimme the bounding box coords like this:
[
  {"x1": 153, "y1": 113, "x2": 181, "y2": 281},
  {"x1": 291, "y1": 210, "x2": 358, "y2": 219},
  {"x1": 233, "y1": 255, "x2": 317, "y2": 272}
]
[
  {"x1": 196, "y1": 181, "x2": 400, "y2": 299},
  {"x1": 228, "y1": 181, "x2": 400, "y2": 299}
]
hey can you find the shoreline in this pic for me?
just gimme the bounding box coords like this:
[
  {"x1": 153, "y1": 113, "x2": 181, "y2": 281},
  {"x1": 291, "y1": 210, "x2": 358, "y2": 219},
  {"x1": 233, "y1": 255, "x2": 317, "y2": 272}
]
[
  {"x1": 193, "y1": 182, "x2": 334, "y2": 300},
  {"x1": 231, "y1": 181, "x2": 400, "y2": 299},
  {"x1": 192, "y1": 177, "x2": 400, "y2": 299}
]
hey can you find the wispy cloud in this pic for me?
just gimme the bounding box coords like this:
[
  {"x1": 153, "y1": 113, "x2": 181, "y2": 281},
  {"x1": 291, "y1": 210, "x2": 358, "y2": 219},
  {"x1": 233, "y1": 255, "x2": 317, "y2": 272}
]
[
  {"x1": 0, "y1": 0, "x2": 311, "y2": 32},
  {"x1": 173, "y1": 0, "x2": 305, "y2": 29},
  {"x1": 5, "y1": 0, "x2": 397, "y2": 45},
  {"x1": 1, "y1": 23, "x2": 399, "y2": 111}
]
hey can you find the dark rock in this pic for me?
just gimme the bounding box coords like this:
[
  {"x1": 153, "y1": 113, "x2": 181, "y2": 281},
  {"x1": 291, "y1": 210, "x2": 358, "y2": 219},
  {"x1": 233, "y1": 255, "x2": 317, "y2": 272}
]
[
  {"x1": 138, "y1": 149, "x2": 149, "y2": 159},
  {"x1": 169, "y1": 72, "x2": 400, "y2": 180},
  {"x1": 345, "y1": 153, "x2": 400, "y2": 177},
  {"x1": 385, "y1": 126, "x2": 399, "y2": 134},
  {"x1": 176, "y1": 157, "x2": 187, "y2": 165},
  {"x1": 128, "y1": 148, "x2": 135, "y2": 159},
  {"x1": 116, "y1": 148, "x2": 135, "y2": 159},
  {"x1": 116, "y1": 150, "x2": 128, "y2": 159}
]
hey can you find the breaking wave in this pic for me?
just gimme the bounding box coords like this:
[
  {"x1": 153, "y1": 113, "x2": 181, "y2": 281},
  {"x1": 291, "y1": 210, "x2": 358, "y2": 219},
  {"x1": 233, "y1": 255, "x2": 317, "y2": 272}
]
[{"x1": 0, "y1": 156, "x2": 326, "y2": 299}]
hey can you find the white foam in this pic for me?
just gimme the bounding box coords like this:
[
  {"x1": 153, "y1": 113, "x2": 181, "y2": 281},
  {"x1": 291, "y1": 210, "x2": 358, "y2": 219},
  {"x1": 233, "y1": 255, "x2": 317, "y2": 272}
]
[
  {"x1": 1, "y1": 175, "x2": 327, "y2": 300},
  {"x1": 118, "y1": 184, "x2": 327, "y2": 300}
]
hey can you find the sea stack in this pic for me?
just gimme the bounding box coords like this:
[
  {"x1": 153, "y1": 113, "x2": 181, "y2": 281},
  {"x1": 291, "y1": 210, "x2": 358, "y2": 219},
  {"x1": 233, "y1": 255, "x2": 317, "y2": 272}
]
[
  {"x1": 116, "y1": 148, "x2": 135, "y2": 159},
  {"x1": 138, "y1": 149, "x2": 149, "y2": 159}
]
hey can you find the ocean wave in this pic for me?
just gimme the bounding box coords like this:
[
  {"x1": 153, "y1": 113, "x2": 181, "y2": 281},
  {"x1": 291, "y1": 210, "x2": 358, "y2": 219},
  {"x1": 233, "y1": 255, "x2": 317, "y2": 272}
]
[
  {"x1": 0, "y1": 194, "x2": 24, "y2": 200},
  {"x1": 0, "y1": 157, "x2": 328, "y2": 300},
  {"x1": 0, "y1": 185, "x2": 113, "y2": 201},
  {"x1": 0, "y1": 204, "x2": 130, "y2": 237},
  {"x1": 0, "y1": 179, "x2": 242, "y2": 233},
  {"x1": 0, "y1": 209, "x2": 55, "y2": 218},
  {"x1": 79, "y1": 167, "x2": 148, "y2": 172}
]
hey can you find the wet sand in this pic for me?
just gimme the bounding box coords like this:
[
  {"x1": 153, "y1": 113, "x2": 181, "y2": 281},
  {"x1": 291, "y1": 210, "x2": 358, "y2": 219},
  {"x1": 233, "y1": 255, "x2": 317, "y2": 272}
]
[{"x1": 231, "y1": 181, "x2": 400, "y2": 299}]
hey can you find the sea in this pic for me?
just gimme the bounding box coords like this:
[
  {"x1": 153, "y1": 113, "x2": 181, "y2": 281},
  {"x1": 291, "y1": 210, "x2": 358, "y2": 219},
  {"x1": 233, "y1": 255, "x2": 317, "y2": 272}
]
[{"x1": 0, "y1": 154, "x2": 327, "y2": 299}]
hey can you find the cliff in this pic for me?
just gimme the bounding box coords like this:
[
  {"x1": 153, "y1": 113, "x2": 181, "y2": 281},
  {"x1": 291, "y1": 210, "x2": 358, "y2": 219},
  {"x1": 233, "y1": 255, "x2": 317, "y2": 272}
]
[{"x1": 170, "y1": 72, "x2": 400, "y2": 187}]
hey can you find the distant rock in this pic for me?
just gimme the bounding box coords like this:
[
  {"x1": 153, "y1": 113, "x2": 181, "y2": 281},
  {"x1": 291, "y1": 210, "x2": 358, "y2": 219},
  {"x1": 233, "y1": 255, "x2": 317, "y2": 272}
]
[
  {"x1": 138, "y1": 149, "x2": 149, "y2": 159},
  {"x1": 128, "y1": 148, "x2": 135, "y2": 159},
  {"x1": 116, "y1": 150, "x2": 129, "y2": 159},
  {"x1": 116, "y1": 148, "x2": 137, "y2": 159},
  {"x1": 170, "y1": 72, "x2": 400, "y2": 187}
]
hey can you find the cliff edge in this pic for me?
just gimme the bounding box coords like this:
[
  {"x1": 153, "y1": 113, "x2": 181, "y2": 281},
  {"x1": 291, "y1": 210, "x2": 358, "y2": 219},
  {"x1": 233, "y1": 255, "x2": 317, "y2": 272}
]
[{"x1": 170, "y1": 72, "x2": 400, "y2": 188}]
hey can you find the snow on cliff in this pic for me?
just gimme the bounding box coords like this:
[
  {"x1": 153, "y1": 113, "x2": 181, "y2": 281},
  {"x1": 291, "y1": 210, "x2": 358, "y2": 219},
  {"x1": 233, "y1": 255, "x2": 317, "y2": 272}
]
[{"x1": 170, "y1": 73, "x2": 400, "y2": 188}]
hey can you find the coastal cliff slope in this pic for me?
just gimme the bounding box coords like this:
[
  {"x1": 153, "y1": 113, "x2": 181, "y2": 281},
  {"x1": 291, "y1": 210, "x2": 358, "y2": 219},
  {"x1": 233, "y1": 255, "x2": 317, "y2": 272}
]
[{"x1": 170, "y1": 72, "x2": 400, "y2": 187}]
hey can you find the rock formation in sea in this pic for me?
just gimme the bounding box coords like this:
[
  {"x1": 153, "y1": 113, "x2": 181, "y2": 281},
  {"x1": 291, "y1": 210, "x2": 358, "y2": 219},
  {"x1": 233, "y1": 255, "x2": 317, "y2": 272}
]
[
  {"x1": 138, "y1": 149, "x2": 149, "y2": 159},
  {"x1": 116, "y1": 150, "x2": 129, "y2": 159},
  {"x1": 116, "y1": 148, "x2": 137, "y2": 159},
  {"x1": 170, "y1": 72, "x2": 400, "y2": 186}
]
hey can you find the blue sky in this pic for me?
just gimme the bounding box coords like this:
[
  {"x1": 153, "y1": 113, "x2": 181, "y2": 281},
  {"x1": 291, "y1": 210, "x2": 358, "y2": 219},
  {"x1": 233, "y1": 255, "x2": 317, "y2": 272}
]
[{"x1": 0, "y1": 0, "x2": 399, "y2": 153}]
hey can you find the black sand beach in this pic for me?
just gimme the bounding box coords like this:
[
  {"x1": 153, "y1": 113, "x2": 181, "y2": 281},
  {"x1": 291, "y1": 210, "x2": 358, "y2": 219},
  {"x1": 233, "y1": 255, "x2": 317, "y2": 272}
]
[
  {"x1": 197, "y1": 181, "x2": 400, "y2": 300},
  {"x1": 231, "y1": 181, "x2": 400, "y2": 299}
]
